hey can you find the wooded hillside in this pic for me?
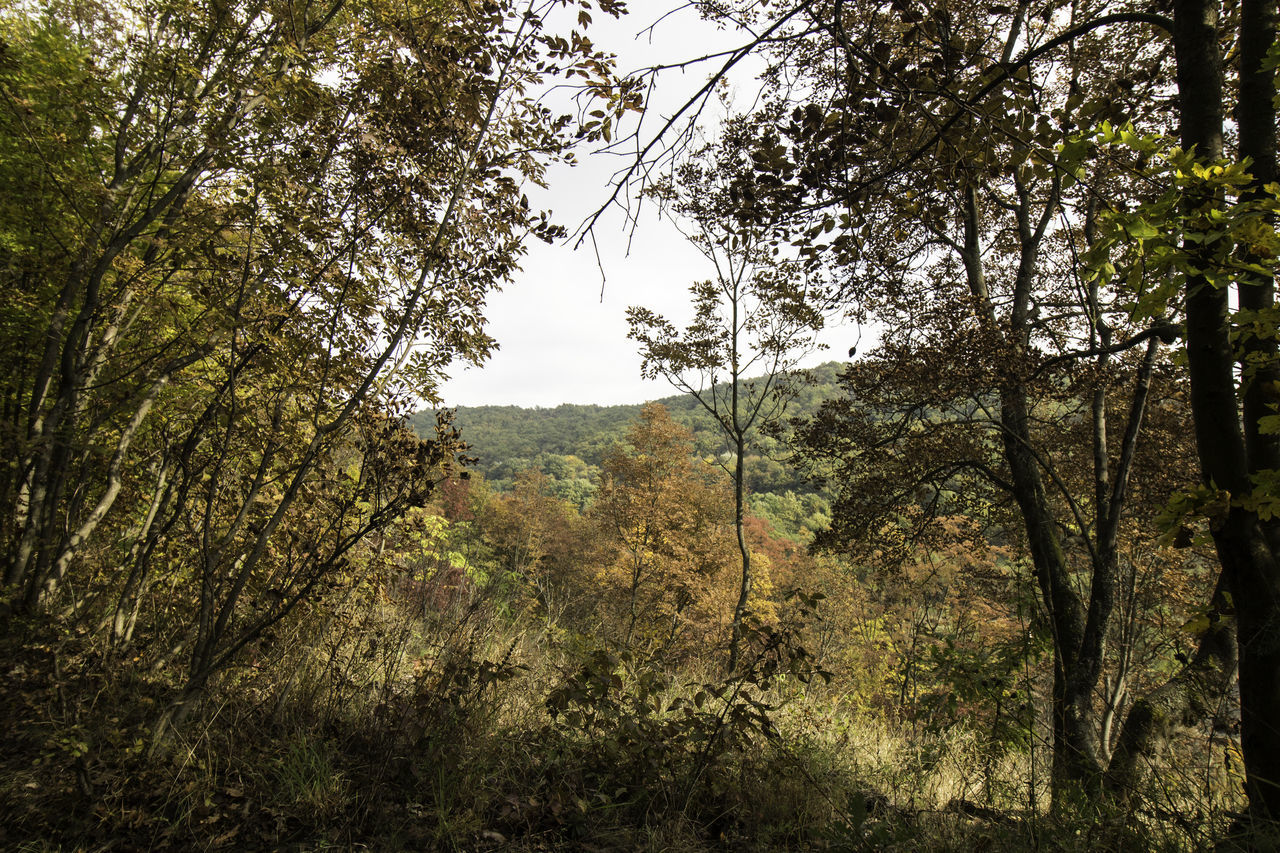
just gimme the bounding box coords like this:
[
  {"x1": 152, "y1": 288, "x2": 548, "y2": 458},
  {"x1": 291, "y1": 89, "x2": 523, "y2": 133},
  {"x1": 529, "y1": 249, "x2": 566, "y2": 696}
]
[
  {"x1": 2, "y1": 0, "x2": 1278, "y2": 849},
  {"x1": 411, "y1": 361, "x2": 842, "y2": 536}
]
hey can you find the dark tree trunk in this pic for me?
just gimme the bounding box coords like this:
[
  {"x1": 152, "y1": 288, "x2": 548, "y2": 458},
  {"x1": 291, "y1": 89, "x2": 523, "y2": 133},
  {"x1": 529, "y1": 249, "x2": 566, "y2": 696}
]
[
  {"x1": 1174, "y1": 0, "x2": 1280, "y2": 827},
  {"x1": 999, "y1": 385, "x2": 1103, "y2": 793},
  {"x1": 1238, "y1": 0, "x2": 1280, "y2": 482}
]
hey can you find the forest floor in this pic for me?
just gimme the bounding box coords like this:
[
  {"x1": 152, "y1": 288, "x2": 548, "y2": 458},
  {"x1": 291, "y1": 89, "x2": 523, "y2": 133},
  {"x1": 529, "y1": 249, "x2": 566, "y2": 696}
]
[{"x1": 0, "y1": 609, "x2": 1241, "y2": 852}]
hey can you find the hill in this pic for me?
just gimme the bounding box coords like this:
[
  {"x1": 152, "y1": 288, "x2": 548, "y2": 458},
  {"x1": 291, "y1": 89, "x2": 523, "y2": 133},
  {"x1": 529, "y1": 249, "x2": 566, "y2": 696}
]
[{"x1": 410, "y1": 361, "x2": 846, "y2": 537}]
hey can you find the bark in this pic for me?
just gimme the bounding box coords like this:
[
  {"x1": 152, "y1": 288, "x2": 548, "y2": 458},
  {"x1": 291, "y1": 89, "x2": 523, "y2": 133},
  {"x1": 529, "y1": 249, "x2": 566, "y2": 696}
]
[
  {"x1": 725, "y1": 271, "x2": 754, "y2": 675},
  {"x1": 110, "y1": 459, "x2": 172, "y2": 649},
  {"x1": 965, "y1": 178, "x2": 1108, "y2": 794},
  {"x1": 1000, "y1": 384, "x2": 1102, "y2": 790},
  {"x1": 1238, "y1": 0, "x2": 1280, "y2": 483},
  {"x1": 728, "y1": 429, "x2": 751, "y2": 674},
  {"x1": 1106, "y1": 576, "x2": 1238, "y2": 805},
  {"x1": 37, "y1": 375, "x2": 173, "y2": 608},
  {"x1": 1234, "y1": 4, "x2": 1280, "y2": 823},
  {"x1": 1175, "y1": 0, "x2": 1280, "y2": 826}
]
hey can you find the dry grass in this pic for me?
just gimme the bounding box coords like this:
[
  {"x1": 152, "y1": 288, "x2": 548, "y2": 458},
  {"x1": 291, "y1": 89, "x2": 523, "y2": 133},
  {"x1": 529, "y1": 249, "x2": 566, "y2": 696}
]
[{"x1": 0, "y1": 595, "x2": 1246, "y2": 852}]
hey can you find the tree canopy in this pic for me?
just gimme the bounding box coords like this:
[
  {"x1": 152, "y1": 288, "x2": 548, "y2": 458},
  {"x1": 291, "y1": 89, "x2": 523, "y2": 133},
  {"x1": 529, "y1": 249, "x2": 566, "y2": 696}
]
[{"x1": 3, "y1": 0, "x2": 1279, "y2": 847}]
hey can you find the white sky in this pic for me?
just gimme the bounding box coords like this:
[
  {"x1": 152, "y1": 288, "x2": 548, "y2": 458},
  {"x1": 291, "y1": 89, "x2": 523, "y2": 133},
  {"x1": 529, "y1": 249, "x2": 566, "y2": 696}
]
[{"x1": 437, "y1": 4, "x2": 852, "y2": 408}]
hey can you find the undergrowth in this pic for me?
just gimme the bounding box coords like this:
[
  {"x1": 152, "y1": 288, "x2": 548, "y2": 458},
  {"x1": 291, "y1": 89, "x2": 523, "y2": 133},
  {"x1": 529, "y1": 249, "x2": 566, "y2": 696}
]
[{"x1": 0, "y1": 595, "x2": 1244, "y2": 851}]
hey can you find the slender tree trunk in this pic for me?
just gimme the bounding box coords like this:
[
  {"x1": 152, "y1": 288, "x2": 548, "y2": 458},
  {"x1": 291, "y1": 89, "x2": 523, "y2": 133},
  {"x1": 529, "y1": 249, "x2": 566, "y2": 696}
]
[
  {"x1": 726, "y1": 279, "x2": 752, "y2": 675},
  {"x1": 728, "y1": 431, "x2": 751, "y2": 674},
  {"x1": 965, "y1": 181, "x2": 1106, "y2": 796},
  {"x1": 1105, "y1": 575, "x2": 1237, "y2": 806},
  {"x1": 41, "y1": 376, "x2": 170, "y2": 606},
  {"x1": 110, "y1": 459, "x2": 172, "y2": 649},
  {"x1": 1000, "y1": 385, "x2": 1102, "y2": 793}
]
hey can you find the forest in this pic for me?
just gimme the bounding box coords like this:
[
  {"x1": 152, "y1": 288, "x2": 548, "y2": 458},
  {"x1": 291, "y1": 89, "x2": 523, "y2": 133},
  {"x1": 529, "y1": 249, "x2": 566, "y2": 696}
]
[
  {"x1": 409, "y1": 361, "x2": 843, "y2": 531},
  {"x1": 0, "y1": 0, "x2": 1277, "y2": 850}
]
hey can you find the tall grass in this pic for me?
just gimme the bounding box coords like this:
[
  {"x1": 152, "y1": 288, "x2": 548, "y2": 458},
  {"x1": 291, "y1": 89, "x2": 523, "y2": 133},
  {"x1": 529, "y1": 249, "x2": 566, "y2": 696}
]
[{"x1": 0, "y1": 584, "x2": 1243, "y2": 851}]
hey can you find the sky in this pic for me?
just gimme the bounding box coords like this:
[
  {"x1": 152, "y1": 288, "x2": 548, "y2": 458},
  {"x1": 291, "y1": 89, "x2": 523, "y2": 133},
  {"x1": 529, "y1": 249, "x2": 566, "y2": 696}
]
[{"x1": 436, "y1": 4, "x2": 853, "y2": 409}]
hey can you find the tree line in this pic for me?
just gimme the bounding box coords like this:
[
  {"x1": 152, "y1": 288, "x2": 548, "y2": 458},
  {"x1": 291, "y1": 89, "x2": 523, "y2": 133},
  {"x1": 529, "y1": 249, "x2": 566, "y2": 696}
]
[
  {"x1": 2, "y1": 0, "x2": 1279, "y2": 847},
  {"x1": 411, "y1": 362, "x2": 842, "y2": 532},
  {"x1": 593, "y1": 0, "x2": 1276, "y2": 838},
  {"x1": 0, "y1": 0, "x2": 636, "y2": 737}
]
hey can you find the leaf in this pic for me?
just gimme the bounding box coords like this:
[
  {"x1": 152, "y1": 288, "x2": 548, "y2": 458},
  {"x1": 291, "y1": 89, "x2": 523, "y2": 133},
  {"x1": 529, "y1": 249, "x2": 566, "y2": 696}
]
[
  {"x1": 1127, "y1": 218, "x2": 1160, "y2": 240},
  {"x1": 1181, "y1": 612, "x2": 1212, "y2": 637}
]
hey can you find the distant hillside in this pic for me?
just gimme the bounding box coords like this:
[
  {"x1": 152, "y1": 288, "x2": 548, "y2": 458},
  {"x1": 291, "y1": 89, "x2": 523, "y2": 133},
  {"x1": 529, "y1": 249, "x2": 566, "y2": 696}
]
[
  {"x1": 412, "y1": 361, "x2": 844, "y2": 476},
  {"x1": 409, "y1": 362, "x2": 846, "y2": 539}
]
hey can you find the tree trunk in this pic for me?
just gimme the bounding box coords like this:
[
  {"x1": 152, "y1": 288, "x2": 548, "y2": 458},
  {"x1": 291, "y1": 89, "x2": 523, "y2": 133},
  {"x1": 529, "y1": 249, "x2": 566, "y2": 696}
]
[
  {"x1": 1238, "y1": 0, "x2": 1280, "y2": 483},
  {"x1": 1000, "y1": 384, "x2": 1102, "y2": 794},
  {"x1": 1175, "y1": 0, "x2": 1280, "y2": 826},
  {"x1": 728, "y1": 431, "x2": 751, "y2": 674},
  {"x1": 1106, "y1": 576, "x2": 1237, "y2": 806}
]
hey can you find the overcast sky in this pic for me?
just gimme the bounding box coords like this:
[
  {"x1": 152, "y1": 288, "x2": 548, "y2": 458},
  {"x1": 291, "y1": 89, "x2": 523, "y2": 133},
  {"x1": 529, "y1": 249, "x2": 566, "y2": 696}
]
[{"x1": 436, "y1": 4, "x2": 852, "y2": 409}]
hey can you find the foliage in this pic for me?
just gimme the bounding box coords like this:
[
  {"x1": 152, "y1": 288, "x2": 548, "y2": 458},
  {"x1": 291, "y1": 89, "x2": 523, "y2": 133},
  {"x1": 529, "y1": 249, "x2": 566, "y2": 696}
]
[
  {"x1": 628, "y1": 120, "x2": 831, "y2": 669},
  {"x1": 473, "y1": 468, "x2": 602, "y2": 626},
  {"x1": 589, "y1": 403, "x2": 743, "y2": 657},
  {"x1": 539, "y1": 592, "x2": 833, "y2": 836},
  {"x1": 0, "y1": 0, "x2": 1268, "y2": 846},
  {"x1": 411, "y1": 361, "x2": 847, "y2": 540},
  {"x1": 671, "y1": 0, "x2": 1244, "y2": 811},
  {"x1": 0, "y1": 0, "x2": 639, "y2": 705}
]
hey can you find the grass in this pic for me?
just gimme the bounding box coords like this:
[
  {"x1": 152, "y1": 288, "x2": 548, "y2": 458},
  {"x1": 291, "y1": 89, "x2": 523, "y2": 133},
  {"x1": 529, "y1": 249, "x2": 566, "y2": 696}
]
[{"x1": 0, "y1": 600, "x2": 1246, "y2": 852}]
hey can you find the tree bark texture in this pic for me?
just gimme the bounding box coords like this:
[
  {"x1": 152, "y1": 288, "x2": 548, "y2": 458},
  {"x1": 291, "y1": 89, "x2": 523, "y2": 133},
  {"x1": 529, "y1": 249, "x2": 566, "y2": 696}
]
[{"x1": 1175, "y1": 0, "x2": 1280, "y2": 825}]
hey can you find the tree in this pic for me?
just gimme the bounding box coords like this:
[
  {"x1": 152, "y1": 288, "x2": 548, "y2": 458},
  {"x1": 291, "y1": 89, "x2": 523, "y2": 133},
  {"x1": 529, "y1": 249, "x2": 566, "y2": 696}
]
[
  {"x1": 1163, "y1": 0, "x2": 1280, "y2": 828},
  {"x1": 748, "y1": 0, "x2": 1210, "y2": 802},
  {"x1": 477, "y1": 468, "x2": 599, "y2": 629},
  {"x1": 629, "y1": 126, "x2": 827, "y2": 671},
  {"x1": 0, "y1": 0, "x2": 637, "y2": 731},
  {"x1": 617, "y1": 0, "x2": 1245, "y2": 810},
  {"x1": 583, "y1": 0, "x2": 1275, "y2": 829},
  {"x1": 1049, "y1": 0, "x2": 1280, "y2": 830},
  {"x1": 590, "y1": 404, "x2": 742, "y2": 658}
]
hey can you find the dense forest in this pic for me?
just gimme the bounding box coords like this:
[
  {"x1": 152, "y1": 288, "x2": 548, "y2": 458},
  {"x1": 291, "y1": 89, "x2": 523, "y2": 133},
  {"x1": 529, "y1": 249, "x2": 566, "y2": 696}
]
[
  {"x1": 1, "y1": 0, "x2": 1278, "y2": 850},
  {"x1": 408, "y1": 361, "x2": 842, "y2": 536}
]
